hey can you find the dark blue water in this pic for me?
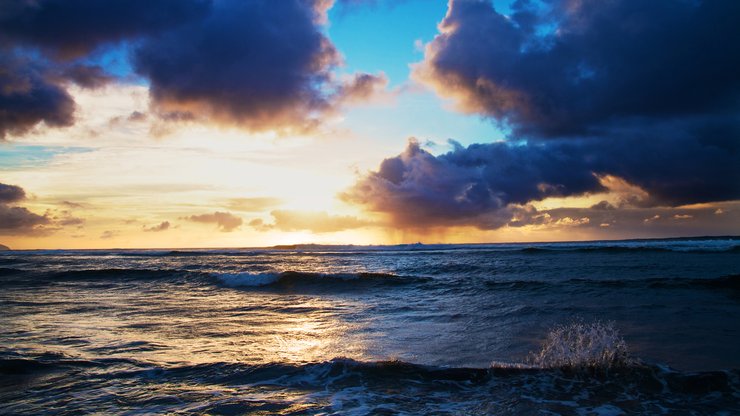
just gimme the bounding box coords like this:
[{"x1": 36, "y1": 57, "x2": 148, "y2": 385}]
[{"x1": 1, "y1": 238, "x2": 739, "y2": 414}]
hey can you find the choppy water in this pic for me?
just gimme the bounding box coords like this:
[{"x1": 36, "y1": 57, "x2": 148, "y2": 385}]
[{"x1": 1, "y1": 238, "x2": 739, "y2": 414}]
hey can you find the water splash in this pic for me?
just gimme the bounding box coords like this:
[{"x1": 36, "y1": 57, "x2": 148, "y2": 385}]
[{"x1": 528, "y1": 321, "x2": 631, "y2": 369}]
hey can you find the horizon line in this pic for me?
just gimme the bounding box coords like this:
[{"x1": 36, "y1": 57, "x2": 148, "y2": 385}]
[{"x1": 2, "y1": 234, "x2": 738, "y2": 252}]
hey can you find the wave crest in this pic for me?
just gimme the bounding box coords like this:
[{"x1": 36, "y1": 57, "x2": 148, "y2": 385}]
[{"x1": 213, "y1": 271, "x2": 423, "y2": 288}]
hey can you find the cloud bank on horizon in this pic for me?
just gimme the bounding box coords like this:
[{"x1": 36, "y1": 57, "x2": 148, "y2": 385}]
[{"x1": 346, "y1": 0, "x2": 740, "y2": 230}]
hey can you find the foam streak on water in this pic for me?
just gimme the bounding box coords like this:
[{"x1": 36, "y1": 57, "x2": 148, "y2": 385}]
[{"x1": 1, "y1": 237, "x2": 739, "y2": 414}]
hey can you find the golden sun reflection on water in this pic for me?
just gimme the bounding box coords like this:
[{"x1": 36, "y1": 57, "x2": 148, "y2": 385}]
[{"x1": 11, "y1": 285, "x2": 376, "y2": 366}]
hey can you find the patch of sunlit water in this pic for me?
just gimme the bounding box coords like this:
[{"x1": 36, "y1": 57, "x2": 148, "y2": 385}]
[{"x1": 4, "y1": 284, "x2": 375, "y2": 366}]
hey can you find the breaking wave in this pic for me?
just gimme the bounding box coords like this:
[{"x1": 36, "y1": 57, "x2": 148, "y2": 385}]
[
  {"x1": 2, "y1": 349, "x2": 738, "y2": 415},
  {"x1": 528, "y1": 321, "x2": 632, "y2": 370},
  {"x1": 213, "y1": 271, "x2": 427, "y2": 288}
]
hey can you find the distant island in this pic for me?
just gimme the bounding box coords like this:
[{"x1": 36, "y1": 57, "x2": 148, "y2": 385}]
[{"x1": 0, "y1": 244, "x2": 10, "y2": 251}]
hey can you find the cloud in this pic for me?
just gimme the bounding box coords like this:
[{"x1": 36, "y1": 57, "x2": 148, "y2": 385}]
[
  {"x1": 185, "y1": 211, "x2": 242, "y2": 232},
  {"x1": 515, "y1": 204, "x2": 740, "y2": 237},
  {"x1": 144, "y1": 221, "x2": 170, "y2": 232},
  {"x1": 0, "y1": 53, "x2": 75, "y2": 138},
  {"x1": 54, "y1": 210, "x2": 85, "y2": 226},
  {"x1": 226, "y1": 197, "x2": 282, "y2": 212},
  {"x1": 100, "y1": 230, "x2": 118, "y2": 239},
  {"x1": 0, "y1": 183, "x2": 91, "y2": 236},
  {"x1": 345, "y1": 0, "x2": 740, "y2": 232},
  {"x1": 414, "y1": 0, "x2": 740, "y2": 138},
  {"x1": 59, "y1": 200, "x2": 85, "y2": 209},
  {"x1": 58, "y1": 64, "x2": 114, "y2": 89},
  {"x1": 0, "y1": 182, "x2": 50, "y2": 235},
  {"x1": 251, "y1": 210, "x2": 373, "y2": 233},
  {"x1": 2, "y1": 0, "x2": 389, "y2": 136},
  {"x1": 133, "y1": 0, "x2": 341, "y2": 133},
  {"x1": 0, "y1": 183, "x2": 26, "y2": 203},
  {"x1": 335, "y1": 72, "x2": 395, "y2": 105},
  {"x1": 0, "y1": 0, "x2": 211, "y2": 59},
  {"x1": 343, "y1": 136, "x2": 740, "y2": 229},
  {"x1": 0, "y1": 204, "x2": 50, "y2": 235}
]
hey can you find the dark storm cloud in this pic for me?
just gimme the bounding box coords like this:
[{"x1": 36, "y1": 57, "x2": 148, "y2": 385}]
[
  {"x1": 343, "y1": 133, "x2": 740, "y2": 229},
  {"x1": 133, "y1": 0, "x2": 341, "y2": 133},
  {"x1": 415, "y1": 0, "x2": 740, "y2": 137},
  {"x1": 3, "y1": 0, "x2": 376, "y2": 136},
  {"x1": 0, "y1": 0, "x2": 211, "y2": 59},
  {"x1": 345, "y1": 0, "x2": 740, "y2": 230},
  {"x1": 0, "y1": 53, "x2": 75, "y2": 138},
  {"x1": 58, "y1": 64, "x2": 114, "y2": 89}
]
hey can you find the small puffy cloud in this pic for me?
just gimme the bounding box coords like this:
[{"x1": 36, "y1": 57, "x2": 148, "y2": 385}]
[
  {"x1": 127, "y1": 111, "x2": 147, "y2": 122},
  {"x1": 60, "y1": 200, "x2": 85, "y2": 209},
  {"x1": 590, "y1": 201, "x2": 616, "y2": 211},
  {"x1": 644, "y1": 215, "x2": 661, "y2": 224},
  {"x1": 252, "y1": 210, "x2": 373, "y2": 233},
  {"x1": 186, "y1": 211, "x2": 242, "y2": 232},
  {"x1": 144, "y1": 221, "x2": 170, "y2": 232},
  {"x1": 335, "y1": 72, "x2": 394, "y2": 105},
  {"x1": 100, "y1": 230, "x2": 118, "y2": 239},
  {"x1": 56, "y1": 215, "x2": 85, "y2": 226}
]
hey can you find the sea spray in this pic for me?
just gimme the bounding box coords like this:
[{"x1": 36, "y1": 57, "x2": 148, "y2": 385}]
[{"x1": 528, "y1": 321, "x2": 631, "y2": 370}]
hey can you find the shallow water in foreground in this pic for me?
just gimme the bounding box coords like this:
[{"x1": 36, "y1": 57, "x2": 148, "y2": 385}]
[{"x1": 1, "y1": 238, "x2": 739, "y2": 414}]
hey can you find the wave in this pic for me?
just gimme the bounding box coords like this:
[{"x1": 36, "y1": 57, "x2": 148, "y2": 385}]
[
  {"x1": 518, "y1": 245, "x2": 740, "y2": 254},
  {"x1": 213, "y1": 271, "x2": 428, "y2": 288},
  {"x1": 4, "y1": 332, "x2": 739, "y2": 416},
  {"x1": 486, "y1": 274, "x2": 740, "y2": 291},
  {"x1": 2, "y1": 352, "x2": 737, "y2": 397},
  {"x1": 47, "y1": 268, "x2": 193, "y2": 281},
  {"x1": 0, "y1": 267, "x2": 22, "y2": 276}
]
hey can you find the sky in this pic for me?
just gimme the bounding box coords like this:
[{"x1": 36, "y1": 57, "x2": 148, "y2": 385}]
[{"x1": 0, "y1": 0, "x2": 739, "y2": 249}]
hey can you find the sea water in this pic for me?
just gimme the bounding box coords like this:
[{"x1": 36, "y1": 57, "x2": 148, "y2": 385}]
[{"x1": 1, "y1": 238, "x2": 739, "y2": 414}]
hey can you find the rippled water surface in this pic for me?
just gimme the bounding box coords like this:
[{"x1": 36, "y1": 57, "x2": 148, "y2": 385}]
[{"x1": 1, "y1": 238, "x2": 739, "y2": 414}]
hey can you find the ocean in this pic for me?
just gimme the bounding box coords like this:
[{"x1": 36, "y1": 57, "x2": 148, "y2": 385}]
[{"x1": 1, "y1": 237, "x2": 739, "y2": 415}]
